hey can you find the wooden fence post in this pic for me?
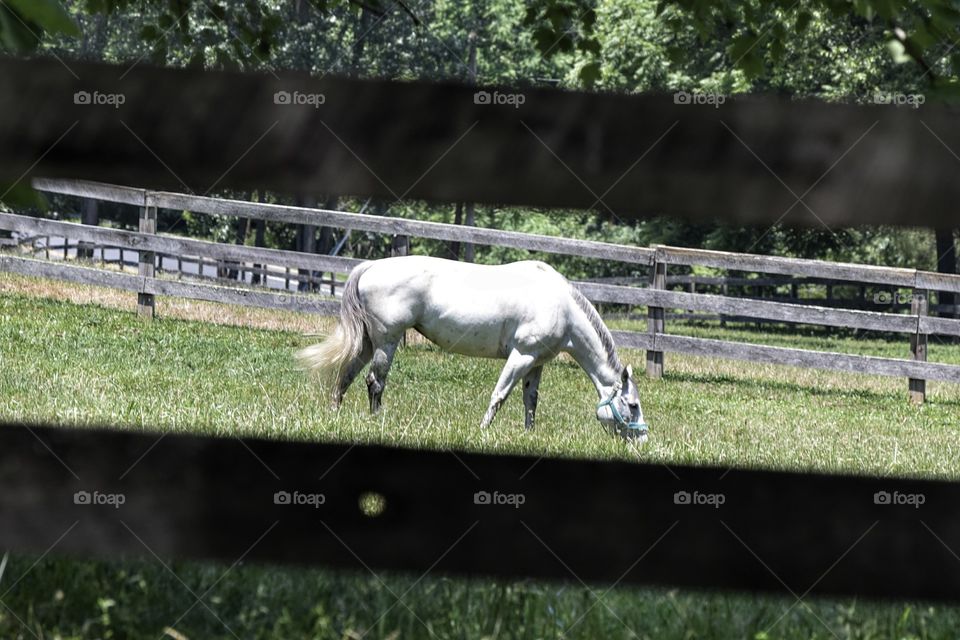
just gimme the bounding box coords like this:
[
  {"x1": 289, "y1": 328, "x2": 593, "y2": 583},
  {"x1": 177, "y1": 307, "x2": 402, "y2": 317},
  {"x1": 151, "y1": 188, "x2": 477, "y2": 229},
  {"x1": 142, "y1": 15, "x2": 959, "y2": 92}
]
[
  {"x1": 909, "y1": 288, "x2": 928, "y2": 404},
  {"x1": 137, "y1": 204, "x2": 157, "y2": 320},
  {"x1": 646, "y1": 248, "x2": 666, "y2": 379}
]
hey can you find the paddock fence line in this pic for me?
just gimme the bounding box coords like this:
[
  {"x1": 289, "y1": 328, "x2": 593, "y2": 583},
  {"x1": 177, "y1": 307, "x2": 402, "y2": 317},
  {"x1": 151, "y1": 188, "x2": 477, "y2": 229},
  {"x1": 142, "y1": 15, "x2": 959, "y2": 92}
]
[{"x1": 2, "y1": 178, "x2": 960, "y2": 403}]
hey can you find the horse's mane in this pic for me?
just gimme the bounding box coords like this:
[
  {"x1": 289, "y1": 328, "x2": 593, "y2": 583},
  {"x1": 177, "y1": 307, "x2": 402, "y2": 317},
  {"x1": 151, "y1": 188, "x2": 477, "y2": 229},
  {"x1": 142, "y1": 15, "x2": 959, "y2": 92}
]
[{"x1": 568, "y1": 285, "x2": 623, "y2": 374}]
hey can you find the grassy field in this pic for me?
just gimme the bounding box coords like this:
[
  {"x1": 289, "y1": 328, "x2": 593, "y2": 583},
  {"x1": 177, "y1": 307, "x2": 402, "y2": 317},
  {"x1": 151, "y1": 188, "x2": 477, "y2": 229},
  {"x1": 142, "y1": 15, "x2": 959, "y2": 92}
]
[{"x1": 3, "y1": 273, "x2": 960, "y2": 638}]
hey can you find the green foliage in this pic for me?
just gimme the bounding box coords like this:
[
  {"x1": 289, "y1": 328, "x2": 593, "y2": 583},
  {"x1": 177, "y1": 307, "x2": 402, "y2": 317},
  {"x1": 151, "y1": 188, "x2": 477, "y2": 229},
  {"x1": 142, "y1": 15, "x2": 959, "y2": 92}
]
[
  {"x1": 2, "y1": 0, "x2": 952, "y2": 278},
  {"x1": 523, "y1": 0, "x2": 601, "y2": 85},
  {"x1": 0, "y1": 0, "x2": 78, "y2": 52},
  {"x1": 0, "y1": 183, "x2": 48, "y2": 213},
  {"x1": 523, "y1": 0, "x2": 960, "y2": 105}
]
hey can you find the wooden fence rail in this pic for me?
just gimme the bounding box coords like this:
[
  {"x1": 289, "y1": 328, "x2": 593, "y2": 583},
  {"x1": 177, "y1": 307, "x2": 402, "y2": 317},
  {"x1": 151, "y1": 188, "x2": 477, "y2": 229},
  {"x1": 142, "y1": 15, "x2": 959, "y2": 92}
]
[
  {"x1": 4, "y1": 178, "x2": 960, "y2": 403},
  {"x1": 31, "y1": 178, "x2": 655, "y2": 266}
]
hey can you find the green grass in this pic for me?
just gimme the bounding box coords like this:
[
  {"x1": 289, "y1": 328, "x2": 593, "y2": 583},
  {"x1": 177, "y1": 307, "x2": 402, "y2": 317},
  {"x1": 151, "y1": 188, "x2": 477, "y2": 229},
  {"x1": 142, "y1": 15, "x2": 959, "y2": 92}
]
[
  {"x1": 3, "y1": 283, "x2": 960, "y2": 639},
  {"x1": 4, "y1": 291, "x2": 960, "y2": 477}
]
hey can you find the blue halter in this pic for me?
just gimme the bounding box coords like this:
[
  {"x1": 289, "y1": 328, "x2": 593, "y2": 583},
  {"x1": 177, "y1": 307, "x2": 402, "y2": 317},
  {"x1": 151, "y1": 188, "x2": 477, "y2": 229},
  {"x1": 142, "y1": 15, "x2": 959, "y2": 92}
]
[{"x1": 597, "y1": 386, "x2": 648, "y2": 436}]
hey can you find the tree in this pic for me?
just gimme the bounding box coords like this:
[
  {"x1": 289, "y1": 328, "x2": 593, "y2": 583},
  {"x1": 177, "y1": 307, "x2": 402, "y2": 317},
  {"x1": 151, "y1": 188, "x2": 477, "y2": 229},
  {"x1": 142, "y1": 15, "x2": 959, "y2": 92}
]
[{"x1": 936, "y1": 228, "x2": 957, "y2": 317}]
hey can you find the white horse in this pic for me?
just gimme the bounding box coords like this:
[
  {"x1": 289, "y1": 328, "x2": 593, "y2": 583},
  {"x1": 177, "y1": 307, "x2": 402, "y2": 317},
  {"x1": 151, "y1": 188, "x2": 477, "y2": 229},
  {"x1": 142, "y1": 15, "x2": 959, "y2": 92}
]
[{"x1": 297, "y1": 256, "x2": 647, "y2": 438}]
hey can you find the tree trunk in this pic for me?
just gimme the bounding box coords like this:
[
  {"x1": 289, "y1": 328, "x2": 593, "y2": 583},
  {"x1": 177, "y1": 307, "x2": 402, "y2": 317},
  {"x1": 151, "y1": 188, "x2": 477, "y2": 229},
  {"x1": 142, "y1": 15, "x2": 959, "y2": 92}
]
[
  {"x1": 449, "y1": 202, "x2": 463, "y2": 259},
  {"x1": 295, "y1": 0, "x2": 310, "y2": 22},
  {"x1": 351, "y1": 10, "x2": 371, "y2": 71},
  {"x1": 227, "y1": 216, "x2": 249, "y2": 280},
  {"x1": 251, "y1": 193, "x2": 266, "y2": 285},
  {"x1": 77, "y1": 199, "x2": 99, "y2": 259},
  {"x1": 462, "y1": 34, "x2": 478, "y2": 263},
  {"x1": 296, "y1": 195, "x2": 317, "y2": 291},
  {"x1": 935, "y1": 227, "x2": 957, "y2": 318},
  {"x1": 319, "y1": 197, "x2": 337, "y2": 255},
  {"x1": 318, "y1": 196, "x2": 337, "y2": 291},
  {"x1": 463, "y1": 203, "x2": 476, "y2": 263}
]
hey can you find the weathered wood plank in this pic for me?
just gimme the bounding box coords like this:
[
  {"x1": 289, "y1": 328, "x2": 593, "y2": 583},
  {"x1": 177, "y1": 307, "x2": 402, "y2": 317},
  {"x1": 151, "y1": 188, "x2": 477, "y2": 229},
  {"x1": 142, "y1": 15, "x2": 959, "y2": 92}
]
[
  {"x1": 142, "y1": 279, "x2": 340, "y2": 316},
  {"x1": 30, "y1": 178, "x2": 960, "y2": 292},
  {"x1": 575, "y1": 282, "x2": 921, "y2": 334},
  {"x1": 0, "y1": 255, "x2": 141, "y2": 291},
  {"x1": 654, "y1": 334, "x2": 960, "y2": 383},
  {"x1": 145, "y1": 192, "x2": 656, "y2": 266},
  {"x1": 32, "y1": 178, "x2": 146, "y2": 207},
  {"x1": 0, "y1": 256, "x2": 340, "y2": 316},
  {"x1": 919, "y1": 315, "x2": 960, "y2": 338},
  {"x1": 915, "y1": 271, "x2": 960, "y2": 295},
  {"x1": 0, "y1": 212, "x2": 362, "y2": 275},
  {"x1": 610, "y1": 330, "x2": 656, "y2": 351},
  {"x1": 24, "y1": 178, "x2": 657, "y2": 266},
  {"x1": 658, "y1": 245, "x2": 920, "y2": 288},
  {"x1": 664, "y1": 275, "x2": 797, "y2": 287}
]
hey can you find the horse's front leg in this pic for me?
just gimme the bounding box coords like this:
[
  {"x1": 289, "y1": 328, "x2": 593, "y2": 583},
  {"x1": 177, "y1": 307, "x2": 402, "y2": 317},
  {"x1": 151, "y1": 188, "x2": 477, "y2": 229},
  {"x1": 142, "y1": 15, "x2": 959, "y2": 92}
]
[
  {"x1": 522, "y1": 365, "x2": 543, "y2": 430},
  {"x1": 481, "y1": 350, "x2": 536, "y2": 429}
]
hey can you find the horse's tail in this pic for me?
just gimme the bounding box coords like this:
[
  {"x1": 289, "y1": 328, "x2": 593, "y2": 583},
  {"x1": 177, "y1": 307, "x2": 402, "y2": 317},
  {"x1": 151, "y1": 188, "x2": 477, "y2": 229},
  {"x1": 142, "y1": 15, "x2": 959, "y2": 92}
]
[{"x1": 296, "y1": 261, "x2": 374, "y2": 387}]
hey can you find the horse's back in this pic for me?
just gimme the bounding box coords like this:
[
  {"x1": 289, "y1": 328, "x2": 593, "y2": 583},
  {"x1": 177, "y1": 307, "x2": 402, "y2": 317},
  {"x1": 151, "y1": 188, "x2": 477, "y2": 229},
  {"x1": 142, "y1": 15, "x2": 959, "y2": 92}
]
[{"x1": 360, "y1": 256, "x2": 565, "y2": 289}]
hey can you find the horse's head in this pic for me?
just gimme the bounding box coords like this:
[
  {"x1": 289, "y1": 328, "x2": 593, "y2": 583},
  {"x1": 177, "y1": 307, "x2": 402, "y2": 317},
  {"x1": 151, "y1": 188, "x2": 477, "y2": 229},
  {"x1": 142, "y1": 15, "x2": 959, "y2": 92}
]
[{"x1": 596, "y1": 364, "x2": 648, "y2": 441}]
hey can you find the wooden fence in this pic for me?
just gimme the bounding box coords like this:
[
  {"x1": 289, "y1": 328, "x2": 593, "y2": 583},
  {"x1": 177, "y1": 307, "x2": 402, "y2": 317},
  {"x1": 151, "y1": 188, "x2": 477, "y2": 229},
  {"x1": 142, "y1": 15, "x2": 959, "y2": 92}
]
[{"x1": 2, "y1": 178, "x2": 960, "y2": 403}]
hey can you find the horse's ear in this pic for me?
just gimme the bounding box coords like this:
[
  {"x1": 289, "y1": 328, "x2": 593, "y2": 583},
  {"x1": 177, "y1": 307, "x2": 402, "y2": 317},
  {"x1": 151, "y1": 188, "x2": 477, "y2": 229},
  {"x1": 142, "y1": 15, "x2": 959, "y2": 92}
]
[{"x1": 622, "y1": 365, "x2": 632, "y2": 385}]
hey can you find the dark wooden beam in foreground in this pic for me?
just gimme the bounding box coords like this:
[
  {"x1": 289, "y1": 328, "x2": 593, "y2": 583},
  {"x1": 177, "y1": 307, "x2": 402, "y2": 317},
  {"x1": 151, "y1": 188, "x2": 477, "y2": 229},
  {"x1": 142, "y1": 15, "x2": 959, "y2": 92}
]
[
  {"x1": 2, "y1": 57, "x2": 960, "y2": 227},
  {"x1": 2, "y1": 422, "x2": 959, "y2": 601}
]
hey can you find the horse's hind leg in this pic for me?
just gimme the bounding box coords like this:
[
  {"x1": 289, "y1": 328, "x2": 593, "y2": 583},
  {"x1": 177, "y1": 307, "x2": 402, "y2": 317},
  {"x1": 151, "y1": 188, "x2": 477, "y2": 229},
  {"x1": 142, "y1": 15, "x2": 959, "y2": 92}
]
[
  {"x1": 481, "y1": 350, "x2": 536, "y2": 429},
  {"x1": 522, "y1": 365, "x2": 543, "y2": 431},
  {"x1": 332, "y1": 337, "x2": 372, "y2": 409},
  {"x1": 365, "y1": 339, "x2": 399, "y2": 414}
]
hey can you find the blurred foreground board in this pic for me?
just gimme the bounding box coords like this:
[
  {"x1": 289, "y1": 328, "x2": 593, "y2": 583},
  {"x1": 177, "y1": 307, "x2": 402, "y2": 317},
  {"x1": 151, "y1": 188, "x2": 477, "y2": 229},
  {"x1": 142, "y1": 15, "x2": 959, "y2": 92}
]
[
  {"x1": 2, "y1": 57, "x2": 960, "y2": 227},
  {"x1": 3, "y1": 422, "x2": 960, "y2": 601}
]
